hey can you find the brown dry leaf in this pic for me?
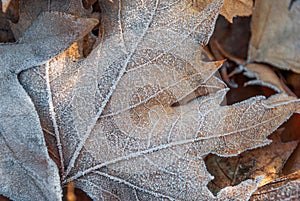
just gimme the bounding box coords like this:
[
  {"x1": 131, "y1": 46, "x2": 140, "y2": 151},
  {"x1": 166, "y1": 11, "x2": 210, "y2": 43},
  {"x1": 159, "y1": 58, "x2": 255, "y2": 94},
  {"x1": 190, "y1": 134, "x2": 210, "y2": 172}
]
[
  {"x1": 206, "y1": 130, "x2": 298, "y2": 195},
  {"x1": 220, "y1": 0, "x2": 253, "y2": 23},
  {"x1": 281, "y1": 114, "x2": 300, "y2": 175},
  {"x1": 186, "y1": 0, "x2": 253, "y2": 23},
  {"x1": 248, "y1": 0, "x2": 300, "y2": 73},
  {"x1": 286, "y1": 73, "x2": 300, "y2": 97},
  {"x1": 244, "y1": 63, "x2": 287, "y2": 93},
  {"x1": 284, "y1": 145, "x2": 300, "y2": 176},
  {"x1": 0, "y1": 12, "x2": 97, "y2": 201},
  {"x1": 250, "y1": 171, "x2": 300, "y2": 201}
]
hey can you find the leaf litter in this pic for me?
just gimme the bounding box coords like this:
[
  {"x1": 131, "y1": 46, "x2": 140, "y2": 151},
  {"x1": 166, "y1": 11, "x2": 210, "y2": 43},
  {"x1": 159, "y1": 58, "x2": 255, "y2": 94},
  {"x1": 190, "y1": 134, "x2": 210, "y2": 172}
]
[{"x1": 0, "y1": 0, "x2": 300, "y2": 200}]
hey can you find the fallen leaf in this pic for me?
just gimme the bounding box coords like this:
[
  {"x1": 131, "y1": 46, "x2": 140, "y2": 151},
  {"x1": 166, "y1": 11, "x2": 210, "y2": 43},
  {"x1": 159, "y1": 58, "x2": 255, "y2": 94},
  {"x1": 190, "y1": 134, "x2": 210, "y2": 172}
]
[
  {"x1": 285, "y1": 72, "x2": 300, "y2": 97},
  {"x1": 9, "y1": 0, "x2": 93, "y2": 40},
  {"x1": 0, "y1": 12, "x2": 97, "y2": 201},
  {"x1": 186, "y1": 0, "x2": 253, "y2": 23},
  {"x1": 250, "y1": 171, "x2": 300, "y2": 201},
  {"x1": 248, "y1": 0, "x2": 300, "y2": 73},
  {"x1": 220, "y1": 0, "x2": 253, "y2": 23},
  {"x1": 20, "y1": 1, "x2": 299, "y2": 200},
  {"x1": 2, "y1": 0, "x2": 300, "y2": 200},
  {"x1": 19, "y1": 41, "x2": 88, "y2": 170},
  {"x1": 281, "y1": 114, "x2": 300, "y2": 175},
  {"x1": 244, "y1": 63, "x2": 288, "y2": 93},
  {"x1": 283, "y1": 145, "x2": 300, "y2": 176},
  {"x1": 206, "y1": 130, "x2": 298, "y2": 194},
  {"x1": 68, "y1": 90, "x2": 298, "y2": 200}
]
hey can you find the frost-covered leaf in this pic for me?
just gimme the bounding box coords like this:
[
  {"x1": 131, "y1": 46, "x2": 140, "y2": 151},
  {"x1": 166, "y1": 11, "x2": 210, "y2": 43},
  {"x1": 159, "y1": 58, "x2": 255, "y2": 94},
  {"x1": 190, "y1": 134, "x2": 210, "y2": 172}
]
[
  {"x1": 0, "y1": 12, "x2": 97, "y2": 201},
  {"x1": 206, "y1": 130, "x2": 298, "y2": 194},
  {"x1": 244, "y1": 63, "x2": 287, "y2": 93},
  {"x1": 50, "y1": 0, "x2": 224, "y2": 174},
  {"x1": 67, "y1": 89, "x2": 298, "y2": 200},
  {"x1": 248, "y1": 0, "x2": 300, "y2": 73},
  {"x1": 18, "y1": 1, "x2": 299, "y2": 200},
  {"x1": 9, "y1": 0, "x2": 300, "y2": 200},
  {"x1": 250, "y1": 171, "x2": 300, "y2": 201},
  {"x1": 10, "y1": 0, "x2": 93, "y2": 40}
]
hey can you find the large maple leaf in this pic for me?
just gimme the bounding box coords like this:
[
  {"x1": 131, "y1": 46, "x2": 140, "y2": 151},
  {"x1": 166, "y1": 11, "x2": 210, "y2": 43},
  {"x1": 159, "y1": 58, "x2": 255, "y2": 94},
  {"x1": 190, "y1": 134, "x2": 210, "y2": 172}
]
[{"x1": 1, "y1": 0, "x2": 299, "y2": 200}]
